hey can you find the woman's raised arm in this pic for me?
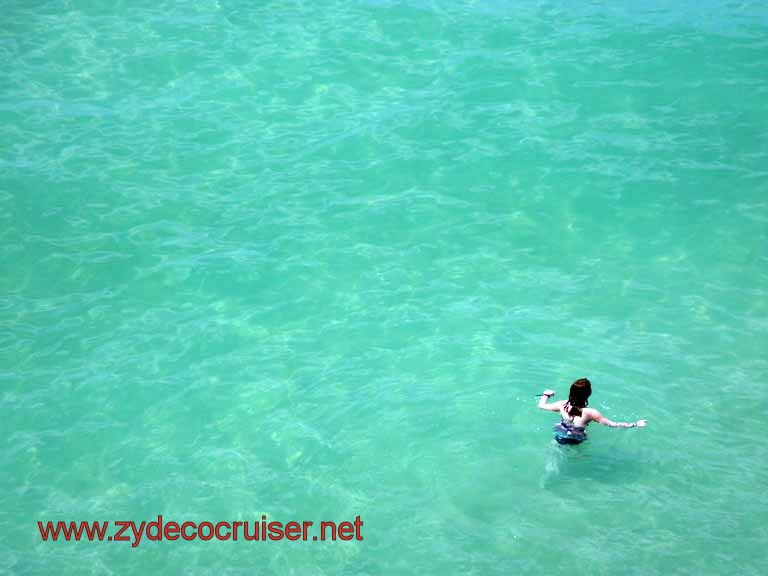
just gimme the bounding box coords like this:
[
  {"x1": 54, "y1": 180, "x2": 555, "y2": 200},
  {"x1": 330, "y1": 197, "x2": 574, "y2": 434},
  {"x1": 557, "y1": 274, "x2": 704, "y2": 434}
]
[{"x1": 537, "y1": 390, "x2": 566, "y2": 412}]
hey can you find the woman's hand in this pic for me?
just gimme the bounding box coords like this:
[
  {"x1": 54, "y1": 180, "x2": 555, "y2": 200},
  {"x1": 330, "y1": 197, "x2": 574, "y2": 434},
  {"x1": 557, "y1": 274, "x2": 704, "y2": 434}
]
[
  {"x1": 542, "y1": 389, "x2": 555, "y2": 397},
  {"x1": 635, "y1": 419, "x2": 648, "y2": 427}
]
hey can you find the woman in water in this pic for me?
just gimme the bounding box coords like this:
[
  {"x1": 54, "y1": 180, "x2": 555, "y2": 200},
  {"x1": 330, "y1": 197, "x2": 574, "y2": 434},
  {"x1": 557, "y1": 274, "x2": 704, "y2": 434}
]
[{"x1": 538, "y1": 378, "x2": 648, "y2": 445}]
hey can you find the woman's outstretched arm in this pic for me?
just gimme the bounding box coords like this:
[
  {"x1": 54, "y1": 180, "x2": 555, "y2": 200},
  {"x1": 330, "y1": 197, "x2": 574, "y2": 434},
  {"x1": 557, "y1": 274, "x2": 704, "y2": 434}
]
[{"x1": 588, "y1": 409, "x2": 647, "y2": 428}]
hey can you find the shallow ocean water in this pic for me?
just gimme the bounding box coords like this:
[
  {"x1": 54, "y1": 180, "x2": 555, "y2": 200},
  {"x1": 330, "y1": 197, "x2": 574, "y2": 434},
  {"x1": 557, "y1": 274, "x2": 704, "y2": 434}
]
[{"x1": 2, "y1": 1, "x2": 767, "y2": 574}]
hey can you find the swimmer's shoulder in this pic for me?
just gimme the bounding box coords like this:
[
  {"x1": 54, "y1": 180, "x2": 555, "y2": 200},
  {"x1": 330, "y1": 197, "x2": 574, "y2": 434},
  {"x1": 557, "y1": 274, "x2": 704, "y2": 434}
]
[{"x1": 583, "y1": 407, "x2": 604, "y2": 424}]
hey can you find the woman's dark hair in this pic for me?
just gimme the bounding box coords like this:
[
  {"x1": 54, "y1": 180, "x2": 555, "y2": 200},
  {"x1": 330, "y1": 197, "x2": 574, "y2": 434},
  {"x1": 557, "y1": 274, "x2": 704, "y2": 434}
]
[{"x1": 567, "y1": 378, "x2": 592, "y2": 417}]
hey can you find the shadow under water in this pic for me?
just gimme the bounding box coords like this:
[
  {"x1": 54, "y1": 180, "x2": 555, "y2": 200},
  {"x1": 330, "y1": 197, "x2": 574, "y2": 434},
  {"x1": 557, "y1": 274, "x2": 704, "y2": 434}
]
[{"x1": 539, "y1": 440, "x2": 646, "y2": 490}]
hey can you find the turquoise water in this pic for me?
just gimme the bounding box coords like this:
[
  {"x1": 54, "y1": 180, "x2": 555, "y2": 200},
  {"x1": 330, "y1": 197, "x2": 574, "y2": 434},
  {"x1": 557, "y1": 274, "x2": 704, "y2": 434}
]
[{"x1": 2, "y1": 0, "x2": 768, "y2": 574}]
